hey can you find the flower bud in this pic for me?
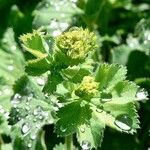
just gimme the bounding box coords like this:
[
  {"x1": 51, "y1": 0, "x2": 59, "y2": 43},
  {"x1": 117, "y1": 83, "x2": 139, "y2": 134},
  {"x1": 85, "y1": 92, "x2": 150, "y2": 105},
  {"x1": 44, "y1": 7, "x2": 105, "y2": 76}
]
[
  {"x1": 56, "y1": 27, "x2": 97, "y2": 61},
  {"x1": 75, "y1": 76, "x2": 99, "y2": 98}
]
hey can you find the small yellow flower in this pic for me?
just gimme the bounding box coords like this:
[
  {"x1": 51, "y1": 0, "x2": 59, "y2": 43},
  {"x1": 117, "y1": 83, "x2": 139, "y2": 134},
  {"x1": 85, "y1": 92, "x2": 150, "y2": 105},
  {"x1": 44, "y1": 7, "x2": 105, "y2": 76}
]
[
  {"x1": 56, "y1": 27, "x2": 97, "y2": 61},
  {"x1": 75, "y1": 76, "x2": 99, "y2": 98}
]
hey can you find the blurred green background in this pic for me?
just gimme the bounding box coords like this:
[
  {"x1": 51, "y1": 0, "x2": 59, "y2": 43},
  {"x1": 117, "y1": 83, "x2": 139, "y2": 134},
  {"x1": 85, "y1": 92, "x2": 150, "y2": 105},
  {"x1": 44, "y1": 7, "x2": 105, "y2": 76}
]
[{"x1": 0, "y1": 0, "x2": 149, "y2": 149}]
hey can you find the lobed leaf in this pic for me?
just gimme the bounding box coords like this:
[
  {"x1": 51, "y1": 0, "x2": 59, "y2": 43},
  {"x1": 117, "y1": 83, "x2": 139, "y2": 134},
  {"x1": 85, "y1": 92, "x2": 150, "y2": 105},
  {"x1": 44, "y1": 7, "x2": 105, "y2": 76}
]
[{"x1": 55, "y1": 100, "x2": 92, "y2": 136}]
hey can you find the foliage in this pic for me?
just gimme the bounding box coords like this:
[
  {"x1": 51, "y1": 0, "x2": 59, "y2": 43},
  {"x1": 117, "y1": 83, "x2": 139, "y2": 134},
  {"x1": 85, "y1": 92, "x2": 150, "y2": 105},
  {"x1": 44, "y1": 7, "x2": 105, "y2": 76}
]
[{"x1": 0, "y1": 0, "x2": 149, "y2": 150}]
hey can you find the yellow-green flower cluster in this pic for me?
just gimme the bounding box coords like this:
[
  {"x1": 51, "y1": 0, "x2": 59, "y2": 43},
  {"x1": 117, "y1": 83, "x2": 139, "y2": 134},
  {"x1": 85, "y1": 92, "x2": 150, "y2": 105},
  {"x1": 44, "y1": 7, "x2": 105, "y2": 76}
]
[
  {"x1": 75, "y1": 76, "x2": 99, "y2": 98},
  {"x1": 56, "y1": 27, "x2": 97, "y2": 60}
]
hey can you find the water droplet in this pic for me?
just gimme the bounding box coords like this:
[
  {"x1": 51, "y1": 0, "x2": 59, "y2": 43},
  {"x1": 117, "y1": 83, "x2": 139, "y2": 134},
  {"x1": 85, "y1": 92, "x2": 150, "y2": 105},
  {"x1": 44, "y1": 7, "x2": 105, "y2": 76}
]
[
  {"x1": 21, "y1": 123, "x2": 30, "y2": 134},
  {"x1": 0, "y1": 108, "x2": 5, "y2": 113},
  {"x1": 114, "y1": 114, "x2": 133, "y2": 131},
  {"x1": 136, "y1": 88, "x2": 148, "y2": 100},
  {"x1": 45, "y1": 2, "x2": 50, "y2": 8},
  {"x1": 80, "y1": 127, "x2": 85, "y2": 133},
  {"x1": 71, "y1": 0, "x2": 77, "y2": 2},
  {"x1": 101, "y1": 92, "x2": 112, "y2": 102},
  {"x1": 49, "y1": 19, "x2": 59, "y2": 29},
  {"x1": 39, "y1": 115, "x2": 43, "y2": 120},
  {"x1": 36, "y1": 77, "x2": 45, "y2": 86},
  {"x1": 8, "y1": 125, "x2": 12, "y2": 129},
  {"x1": 81, "y1": 140, "x2": 91, "y2": 150},
  {"x1": 33, "y1": 106, "x2": 43, "y2": 116},
  {"x1": 11, "y1": 45, "x2": 16, "y2": 51},
  {"x1": 25, "y1": 106, "x2": 30, "y2": 111},
  {"x1": 47, "y1": 119, "x2": 53, "y2": 124},
  {"x1": 60, "y1": 125, "x2": 67, "y2": 132},
  {"x1": 96, "y1": 105, "x2": 103, "y2": 113},
  {"x1": 96, "y1": 108, "x2": 103, "y2": 113},
  {"x1": 11, "y1": 93, "x2": 22, "y2": 105},
  {"x1": 7, "y1": 65, "x2": 14, "y2": 71},
  {"x1": 26, "y1": 102, "x2": 30, "y2": 106},
  {"x1": 30, "y1": 134, "x2": 36, "y2": 140},
  {"x1": 27, "y1": 93, "x2": 33, "y2": 101},
  {"x1": 52, "y1": 30, "x2": 62, "y2": 37},
  {"x1": 33, "y1": 118, "x2": 37, "y2": 122},
  {"x1": 28, "y1": 142, "x2": 32, "y2": 148},
  {"x1": 4, "y1": 112, "x2": 9, "y2": 119},
  {"x1": 35, "y1": 124, "x2": 41, "y2": 129},
  {"x1": 53, "y1": 106, "x2": 59, "y2": 111},
  {"x1": 13, "y1": 104, "x2": 17, "y2": 108}
]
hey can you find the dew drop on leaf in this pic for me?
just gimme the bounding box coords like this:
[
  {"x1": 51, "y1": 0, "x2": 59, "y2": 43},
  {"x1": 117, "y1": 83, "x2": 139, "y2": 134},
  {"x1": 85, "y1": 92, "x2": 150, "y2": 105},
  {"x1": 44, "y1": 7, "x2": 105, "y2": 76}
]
[
  {"x1": 30, "y1": 133, "x2": 36, "y2": 140},
  {"x1": 11, "y1": 45, "x2": 16, "y2": 51},
  {"x1": 25, "y1": 106, "x2": 30, "y2": 111},
  {"x1": 60, "y1": 125, "x2": 67, "y2": 132},
  {"x1": 36, "y1": 77, "x2": 45, "y2": 86},
  {"x1": 96, "y1": 108, "x2": 103, "y2": 113},
  {"x1": 4, "y1": 112, "x2": 10, "y2": 119},
  {"x1": 11, "y1": 93, "x2": 22, "y2": 105},
  {"x1": 27, "y1": 93, "x2": 34, "y2": 101},
  {"x1": 27, "y1": 142, "x2": 32, "y2": 148},
  {"x1": 33, "y1": 118, "x2": 37, "y2": 122},
  {"x1": 114, "y1": 114, "x2": 133, "y2": 131},
  {"x1": 45, "y1": 2, "x2": 50, "y2": 8},
  {"x1": 21, "y1": 123, "x2": 30, "y2": 134},
  {"x1": 101, "y1": 92, "x2": 112, "y2": 102},
  {"x1": 33, "y1": 106, "x2": 43, "y2": 116},
  {"x1": 80, "y1": 127, "x2": 85, "y2": 133},
  {"x1": 52, "y1": 30, "x2": 62, "y2": 37},
  {"x1": 81, "y1": 140, "x2": 91, "y2": 150},
  {"x1": 0, "y1": 108, "x2": 4, "y2": 113},
  {"x1": 7, "y1": 65, "x2": 14, "y2": 71},
  {"x1": 96, "y1": 105, "x2": 103, "y2": 113}
]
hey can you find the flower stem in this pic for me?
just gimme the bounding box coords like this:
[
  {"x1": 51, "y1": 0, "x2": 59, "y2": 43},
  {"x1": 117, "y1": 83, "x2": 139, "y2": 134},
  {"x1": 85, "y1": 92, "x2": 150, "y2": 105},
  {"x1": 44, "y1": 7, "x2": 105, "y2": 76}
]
[
  {"x1": 0, "y1": 135, "x2": 4, "y2": 145},
  {"x1": 65, "y1": 135, "x2": 72, "y2": 150}
]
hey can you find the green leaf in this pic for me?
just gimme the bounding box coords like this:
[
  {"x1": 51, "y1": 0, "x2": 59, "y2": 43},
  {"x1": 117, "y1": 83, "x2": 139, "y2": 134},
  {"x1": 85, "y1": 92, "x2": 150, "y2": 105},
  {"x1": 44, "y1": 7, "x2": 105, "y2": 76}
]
[
  {"x1": 55, "y1": 100, "x2": 92, "y2": 136},
  {"x1": 0, "y1": 111, "x2": 10, "y2": 135},
  {"x1": 43, "y1": 71, "x2": 63, "y2": 94},
  {"x1": 95, "y1": 64, "x2": 127, "y2": 90},
  {"x1": 77, "y1": 117, "x2": 105, "y2": 149},
  {"x1": 110, "y1": 81, "x2": 138, "y2": 104},
  {"x1": 0, "y1": 28, "x2": 25, "y2": 111},
  {"x1": 1, "y1": 144, "x2": 13, "y2": 150},
  {"x1": 53, "y1": 143, "x2": 78, "y2": 150},
  {"x1": 20, "y1": 30, "x2": 48, "y2": 55},
  {"x1": 10, "y1": 76, "x2": 54, "y2": 149},
  {"x1": 111, "y1": 45, "x2": 134, "y2": 65},
  {"x1": 100, "y1": 102, "x2": 140, "y2": 133},
  {"x1": 53, "y1": 143, "x2": 65, "y2": 150},
  {"x1": 33, "y1": 0, "x2": 82, "y2": 36},
  {"x1": 61, "y1": 61, "x2": 93, "y2": 83},
  {"x1": 20, "y1": 30, "x2": 53, "y2": 76},
  {"x1": 25, "y1": 56, "x2": 52, "y2": 76}
]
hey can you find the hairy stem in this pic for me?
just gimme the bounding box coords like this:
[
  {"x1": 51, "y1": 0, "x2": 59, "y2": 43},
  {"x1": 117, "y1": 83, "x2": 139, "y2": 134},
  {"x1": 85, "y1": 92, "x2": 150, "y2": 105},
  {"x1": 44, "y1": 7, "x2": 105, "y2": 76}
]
[{"x1": 65, "y1": 135, "x2": 73, "y2": 150}]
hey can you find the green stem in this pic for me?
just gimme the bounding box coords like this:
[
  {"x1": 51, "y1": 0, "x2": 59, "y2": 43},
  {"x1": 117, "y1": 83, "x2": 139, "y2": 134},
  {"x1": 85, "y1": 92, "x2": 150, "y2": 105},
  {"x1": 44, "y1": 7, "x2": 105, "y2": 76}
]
[
  {"x1": 65, "y1": 135, "x2": 72, "y2": 150},
  {"x1": 0, "y1": 135, "x2": 4, "y2": 145}
]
